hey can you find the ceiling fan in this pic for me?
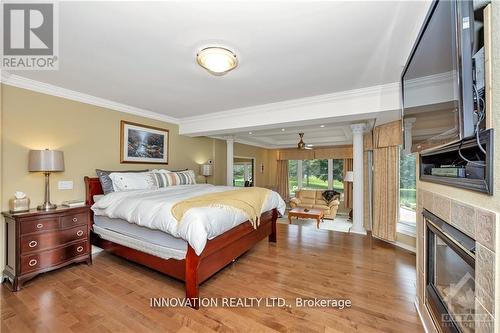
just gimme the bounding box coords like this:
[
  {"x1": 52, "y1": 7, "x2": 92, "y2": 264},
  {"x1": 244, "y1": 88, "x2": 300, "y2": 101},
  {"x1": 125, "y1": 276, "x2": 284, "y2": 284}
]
[{"x1": 297, "y1": 133, "x2": 313, "y2": 150}]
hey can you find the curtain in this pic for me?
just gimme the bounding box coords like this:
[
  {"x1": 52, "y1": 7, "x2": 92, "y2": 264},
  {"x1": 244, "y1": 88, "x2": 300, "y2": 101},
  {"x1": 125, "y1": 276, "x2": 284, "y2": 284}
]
[
  {"x1": 372, "y1": 146, "x2": 399, "y2": 242},
  {"x1": 363, "y1": 151, "x2": 371, "y2": 230},
  {"x1": 276, "y1": 160, "x2": 289, "y2": 202},
  {"x1": 343, "y1": 158, "x2": 353, "y2": 209}
]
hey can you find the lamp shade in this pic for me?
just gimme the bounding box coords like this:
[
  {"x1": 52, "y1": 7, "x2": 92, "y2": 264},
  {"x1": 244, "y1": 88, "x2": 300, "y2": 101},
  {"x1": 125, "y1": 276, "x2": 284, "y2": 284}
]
[
  {"x1": 28, "y1": 149, "x2": 64, "y2": 172},
  {"x1": 343, "y1": 171, "x2": 354, "y2": 182},
  {"x1": 201, "y1": 163, "x2": 213, "y2": 176}
]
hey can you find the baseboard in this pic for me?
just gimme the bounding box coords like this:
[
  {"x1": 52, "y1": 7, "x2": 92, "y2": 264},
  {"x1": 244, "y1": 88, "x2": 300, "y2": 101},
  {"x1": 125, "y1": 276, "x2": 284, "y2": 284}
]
[
  {"x1": 348, "y1": 228, "x2": 367, "y2": 235},
  {"x1": 414, "y1": 299, "x2": 437, "y2": 333},
  {"x1": 371, "y1": 234, "x2": 416, "y2": 253},
  {"x1": 394, "y1": 241, "x2": 416, "y2": 253},
  {"x1": 91, "y1": 245, "x2": 103, "y2": 255}
]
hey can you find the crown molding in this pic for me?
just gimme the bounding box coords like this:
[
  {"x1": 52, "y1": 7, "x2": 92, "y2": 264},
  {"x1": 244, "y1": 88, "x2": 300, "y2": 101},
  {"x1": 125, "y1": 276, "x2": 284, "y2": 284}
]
[
  {"x1": 180, "y1": 81, "x2": 400, "y2": 136},
  {"x1": 0, "y1": 72, "x2": 180, "y2": 124}
]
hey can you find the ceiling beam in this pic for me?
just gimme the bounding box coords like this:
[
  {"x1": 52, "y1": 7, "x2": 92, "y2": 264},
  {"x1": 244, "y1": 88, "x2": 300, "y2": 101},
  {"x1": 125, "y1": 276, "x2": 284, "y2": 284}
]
[{"x1": 179, "y1": 81, "x2": 400, "y2": 136}]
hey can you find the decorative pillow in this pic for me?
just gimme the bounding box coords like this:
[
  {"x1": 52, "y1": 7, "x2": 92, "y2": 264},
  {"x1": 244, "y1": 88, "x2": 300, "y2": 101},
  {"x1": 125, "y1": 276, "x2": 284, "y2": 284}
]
[
  {"x1": 151, "y1": 169, "x2": 196, "y2": 187},
  {"x1": 322, "y1": 190, "x2": 340, "y2": 204},
  {"x1": 150, "y1": 171, "x2": 171, "y2": 188},
  {"x1": 96, "y1": 169, "x2": 148, "y2": 194},
  {"x1": 108, "y1": 172, "x2": 158, "y2": 192}
]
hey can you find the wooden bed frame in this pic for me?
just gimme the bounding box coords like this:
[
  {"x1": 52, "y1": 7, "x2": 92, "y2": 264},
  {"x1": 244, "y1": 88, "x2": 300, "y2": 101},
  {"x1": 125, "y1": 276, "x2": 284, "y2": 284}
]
[{"x1": 84, "y1": 177, "x2": 277, "y2": 308}]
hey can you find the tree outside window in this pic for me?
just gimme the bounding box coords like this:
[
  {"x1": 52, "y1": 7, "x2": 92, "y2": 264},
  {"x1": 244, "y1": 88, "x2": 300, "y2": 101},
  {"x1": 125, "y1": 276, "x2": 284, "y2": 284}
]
[{"x1": 399, "y1": 148, "x2": 417, "y2": 234}]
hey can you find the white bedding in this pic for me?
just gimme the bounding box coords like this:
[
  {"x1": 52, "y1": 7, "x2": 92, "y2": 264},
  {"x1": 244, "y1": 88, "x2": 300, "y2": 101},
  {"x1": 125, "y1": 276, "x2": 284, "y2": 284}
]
[{"x1": 91, "y1": 184, "x2": 286, "y2": 255}]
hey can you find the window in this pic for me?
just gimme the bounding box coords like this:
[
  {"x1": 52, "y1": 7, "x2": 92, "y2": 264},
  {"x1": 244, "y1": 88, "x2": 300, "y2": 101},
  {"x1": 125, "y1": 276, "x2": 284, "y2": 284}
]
[
  {"x1": 233, "y1": 165, "x2": 245, "y2": 187},
  {"x1": 288, "y1": 160, "x2": 298, "y2": 195},
  {"x1": 398, "y1": 148, "x2": 417, "y2": 236},
  {"x1": 332, "y1": 159, "x2": 344, "y2": 193},
  {"x1": 288, "y1": 159, "x2": 345, "y2": 196},
  {"x1": 302, "y1": 160, "x2": 328, "y2": 189},
  {"x1": 233, "y1": 159, "x2": 254, "y2": 187}
]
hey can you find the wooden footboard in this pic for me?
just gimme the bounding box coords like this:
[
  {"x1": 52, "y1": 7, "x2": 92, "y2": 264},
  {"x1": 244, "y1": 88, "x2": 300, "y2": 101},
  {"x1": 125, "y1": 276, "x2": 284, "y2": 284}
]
[{"x1": 84, "y1": 177, "x2": 277, "y2": 309}]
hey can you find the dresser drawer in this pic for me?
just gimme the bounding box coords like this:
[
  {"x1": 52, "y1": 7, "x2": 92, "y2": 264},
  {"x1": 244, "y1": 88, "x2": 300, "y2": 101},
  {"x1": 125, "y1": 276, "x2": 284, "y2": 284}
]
[
  {"x1": 20, "y1": 241, "x2": 89, "y2": 274},
  {"x1": 20, "y1": 225, "x2": 88, "y2": 254},
  {"x1": 20, "y1": 217, "x2": 60, "y2": 234},
  {"x1": 61, "y1": 213, "x2": 88, "y2": 228}
]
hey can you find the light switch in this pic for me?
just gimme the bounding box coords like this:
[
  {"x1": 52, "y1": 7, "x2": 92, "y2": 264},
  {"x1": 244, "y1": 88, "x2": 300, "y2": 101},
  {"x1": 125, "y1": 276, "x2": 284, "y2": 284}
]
[{"x1": 58, "y1": 180, "x2": 73, "y2": 190}]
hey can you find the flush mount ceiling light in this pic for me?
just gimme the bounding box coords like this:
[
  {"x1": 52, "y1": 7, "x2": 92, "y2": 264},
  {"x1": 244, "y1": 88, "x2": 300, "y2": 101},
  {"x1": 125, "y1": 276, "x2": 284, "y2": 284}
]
[{"x1": 196, "y1": 47, "x2": 238, "y2": 75}]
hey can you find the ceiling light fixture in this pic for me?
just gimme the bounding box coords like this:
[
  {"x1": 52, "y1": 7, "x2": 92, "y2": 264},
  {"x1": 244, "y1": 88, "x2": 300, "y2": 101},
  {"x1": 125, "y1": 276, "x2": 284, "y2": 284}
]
[
  {"x1": 281, "y1": 128, "x2": 285, "y2": 132},
  {"x1": 196, "y1": 47, "x2": 238, "y2": 75},
  {"x1": 249, "y1": 131, "x2": 253, "y2": 135},
  {"x1": 320, "y1": 125, "x2": 325, "y2": 128}
]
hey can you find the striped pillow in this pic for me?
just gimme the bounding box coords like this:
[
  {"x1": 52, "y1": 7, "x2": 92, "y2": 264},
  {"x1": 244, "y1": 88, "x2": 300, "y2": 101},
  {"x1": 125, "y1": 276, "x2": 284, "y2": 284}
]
[{"x1": 152, "y1": 170, "x2": 197, "y2": 187}]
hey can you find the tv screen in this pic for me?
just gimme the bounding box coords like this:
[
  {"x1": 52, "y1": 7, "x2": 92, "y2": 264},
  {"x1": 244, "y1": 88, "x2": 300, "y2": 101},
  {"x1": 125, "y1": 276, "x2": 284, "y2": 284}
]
[{"x1": 402, "y1": 0, "x2": 475, "y2": 152}]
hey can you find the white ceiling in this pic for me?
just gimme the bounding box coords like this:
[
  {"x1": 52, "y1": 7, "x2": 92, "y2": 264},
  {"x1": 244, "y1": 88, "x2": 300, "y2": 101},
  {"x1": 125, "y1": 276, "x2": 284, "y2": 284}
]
[
  {"x1": 10, "y1": 1, "x2": 429, "y2": 116},
  {"x1": 5, "y1": 1, "x2": 431, "y2": 147}
]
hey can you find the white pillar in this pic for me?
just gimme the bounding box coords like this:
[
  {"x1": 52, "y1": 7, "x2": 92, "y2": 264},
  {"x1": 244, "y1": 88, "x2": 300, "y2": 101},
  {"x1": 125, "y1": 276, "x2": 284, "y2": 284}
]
[
  {"x1": 350, "y1": 123, "x2": 366, "y2": 235},
  {"x1": 327, "y1": 159, "x2": 333, "y2": 190},
  {"x1": 225, "y1": 137, "x2": 234, "y2": 186},
  {"x1": 403, "y1": 118, "x2": 416, "y2": 155}
]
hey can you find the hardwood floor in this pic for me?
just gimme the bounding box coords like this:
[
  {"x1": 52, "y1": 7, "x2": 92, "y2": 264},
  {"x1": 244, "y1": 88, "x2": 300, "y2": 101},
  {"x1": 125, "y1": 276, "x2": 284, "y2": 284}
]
[{"x1": 1, "y1": 224, "x2": 423, "y2": 333}]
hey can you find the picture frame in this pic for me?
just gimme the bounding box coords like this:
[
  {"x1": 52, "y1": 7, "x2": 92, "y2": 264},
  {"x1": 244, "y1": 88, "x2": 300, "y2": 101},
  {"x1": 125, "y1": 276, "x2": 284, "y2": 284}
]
[{"x1": 120, "y1": 120, "x2": 169, "y2": 164}]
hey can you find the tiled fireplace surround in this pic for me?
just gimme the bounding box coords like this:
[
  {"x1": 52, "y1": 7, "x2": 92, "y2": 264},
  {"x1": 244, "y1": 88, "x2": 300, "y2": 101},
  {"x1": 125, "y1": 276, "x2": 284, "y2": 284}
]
[{"x1": 416, "y1": 190, "x2": 497, "y2": 333}]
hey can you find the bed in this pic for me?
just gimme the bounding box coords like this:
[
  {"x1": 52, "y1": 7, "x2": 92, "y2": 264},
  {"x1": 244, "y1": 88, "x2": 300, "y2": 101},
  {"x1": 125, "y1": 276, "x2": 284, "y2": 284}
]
[{"x1": 84, "y1": 177, "x2": 281, "y2": 308}]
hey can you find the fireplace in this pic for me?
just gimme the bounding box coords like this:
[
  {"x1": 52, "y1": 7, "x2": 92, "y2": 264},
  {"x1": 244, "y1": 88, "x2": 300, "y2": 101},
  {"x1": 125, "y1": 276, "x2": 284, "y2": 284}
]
[{"x1": 424, "y1": 210, "x2": 476, "y2": 333}]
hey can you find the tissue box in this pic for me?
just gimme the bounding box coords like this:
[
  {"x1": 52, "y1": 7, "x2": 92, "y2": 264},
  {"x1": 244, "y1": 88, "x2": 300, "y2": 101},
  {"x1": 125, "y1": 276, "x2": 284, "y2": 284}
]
[{"x1": 9, "y1": 197, "x2": 30, "y2": 213}]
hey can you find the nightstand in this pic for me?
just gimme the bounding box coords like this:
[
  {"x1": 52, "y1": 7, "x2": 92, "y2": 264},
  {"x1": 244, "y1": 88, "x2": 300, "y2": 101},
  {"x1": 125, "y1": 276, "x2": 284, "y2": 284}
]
[{"x1": 2, "y1": 206, "x2": 92, "y2": 291}]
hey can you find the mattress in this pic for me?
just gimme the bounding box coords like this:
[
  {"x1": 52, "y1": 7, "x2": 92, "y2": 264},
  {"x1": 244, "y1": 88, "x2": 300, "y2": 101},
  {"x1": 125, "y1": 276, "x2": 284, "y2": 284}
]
[{"x1": 93, "y1": 215, "x2": 187, "y2": 259}]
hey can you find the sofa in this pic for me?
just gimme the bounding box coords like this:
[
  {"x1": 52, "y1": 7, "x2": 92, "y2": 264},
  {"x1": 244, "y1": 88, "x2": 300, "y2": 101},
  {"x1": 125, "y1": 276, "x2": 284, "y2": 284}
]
[{"x1": 289, "y1": 189, "x2": 341, "y2": 219}]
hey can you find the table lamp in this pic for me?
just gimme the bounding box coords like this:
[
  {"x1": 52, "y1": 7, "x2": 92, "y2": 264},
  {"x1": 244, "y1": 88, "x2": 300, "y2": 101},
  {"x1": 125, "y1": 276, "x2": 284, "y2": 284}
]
[
  {"x1": 201, "y1": 163, "x2": 213, "y2": 184},
  {"x1": 28, "y1": 149, "x2": 65, "y2": 210}
]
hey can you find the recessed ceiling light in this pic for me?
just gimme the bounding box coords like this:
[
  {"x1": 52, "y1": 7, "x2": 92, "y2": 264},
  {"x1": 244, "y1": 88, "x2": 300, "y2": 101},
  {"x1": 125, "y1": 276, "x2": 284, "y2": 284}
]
[
  {"x1": 248, "y1": 131, "x2": 253, "y2": 135},
  {"x1": 281, "y1": 128, "x2": 285, "y2": 132},
  {"x1": 320, "y1": 125, "x2": 325, "y2": 128},
  {"x1": 196, "y1": 47, "x2": 238, "y2": 75}
]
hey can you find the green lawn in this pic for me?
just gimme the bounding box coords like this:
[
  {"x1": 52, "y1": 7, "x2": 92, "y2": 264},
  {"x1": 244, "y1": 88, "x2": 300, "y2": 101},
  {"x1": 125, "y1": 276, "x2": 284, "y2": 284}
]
[{"x1": 289, "y1": 176, "x2": 344, "y2": 194}]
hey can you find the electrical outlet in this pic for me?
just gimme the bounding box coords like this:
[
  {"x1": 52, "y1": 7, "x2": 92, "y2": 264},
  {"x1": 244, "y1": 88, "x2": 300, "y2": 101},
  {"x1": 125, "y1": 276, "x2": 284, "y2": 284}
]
[{"x1": 58, "y1": 180, "x2": 73, "y2": 190}]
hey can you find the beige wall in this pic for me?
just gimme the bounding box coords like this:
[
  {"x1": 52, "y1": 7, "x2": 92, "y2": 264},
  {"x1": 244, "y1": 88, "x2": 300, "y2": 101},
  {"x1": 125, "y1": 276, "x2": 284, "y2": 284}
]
[
  {"x1": 0, "y1": 84, "x2": 274, "y2": 275},
  {"x1": 211, "y1": 139, "x2": 277, "y2": 188},
  {"x1": 1, "y1": 84, "x2": 217, "y2": 211}
]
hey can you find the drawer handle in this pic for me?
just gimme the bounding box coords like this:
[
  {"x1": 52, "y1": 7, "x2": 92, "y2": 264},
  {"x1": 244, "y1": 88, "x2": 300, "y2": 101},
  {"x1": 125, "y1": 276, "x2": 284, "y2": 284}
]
[
  {"x1": 28, "y1": 240, "x2": 38, "y2": 248},
  {"x1": 29, "y1": 259, "x2": 38, "y2": 267},
  {"x1": 77, "y1": 246, "x2": 84, "y2": 253},
  {"x1": 76, "y1": 230, "x2": 84, "y2": 237},
  {"x1": 36, "y1": 223, "x2": 43, "y2": 229},
  {"x1": 72, "y1": 217, "x2": 78, "y2": 222}
]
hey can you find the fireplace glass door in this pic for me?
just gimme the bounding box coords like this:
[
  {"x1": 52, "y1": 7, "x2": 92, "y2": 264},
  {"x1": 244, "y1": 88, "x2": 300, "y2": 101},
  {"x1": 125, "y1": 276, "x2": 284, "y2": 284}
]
[{"x1": 425, "y1": 211, "x2": 476, "y2": 333}]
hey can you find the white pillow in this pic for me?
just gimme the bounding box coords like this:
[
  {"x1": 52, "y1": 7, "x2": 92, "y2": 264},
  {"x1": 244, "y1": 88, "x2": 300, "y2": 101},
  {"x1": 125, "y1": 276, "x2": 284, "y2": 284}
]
[{"x1": 109, "y1": 172, "x2": 158, "y2": 192}]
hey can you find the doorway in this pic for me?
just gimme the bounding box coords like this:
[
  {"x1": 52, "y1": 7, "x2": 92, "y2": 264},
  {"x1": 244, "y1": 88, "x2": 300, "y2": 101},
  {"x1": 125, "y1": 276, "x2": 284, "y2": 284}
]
[{"x1": 233, "y1": 157, "x2": 255, "y2": 187}]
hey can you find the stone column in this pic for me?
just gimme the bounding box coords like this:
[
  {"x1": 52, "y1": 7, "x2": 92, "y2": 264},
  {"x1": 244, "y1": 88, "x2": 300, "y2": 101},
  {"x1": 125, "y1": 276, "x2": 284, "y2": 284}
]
[{"x1": 350, "y1": 123, "x2": 366, "y2": 235}]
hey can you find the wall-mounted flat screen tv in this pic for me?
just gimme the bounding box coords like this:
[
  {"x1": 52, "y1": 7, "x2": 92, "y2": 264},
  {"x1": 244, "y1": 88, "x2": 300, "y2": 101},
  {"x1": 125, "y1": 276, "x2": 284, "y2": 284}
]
[{"x1": 402, "y1": 0, "x2": 475, "y2": 153}]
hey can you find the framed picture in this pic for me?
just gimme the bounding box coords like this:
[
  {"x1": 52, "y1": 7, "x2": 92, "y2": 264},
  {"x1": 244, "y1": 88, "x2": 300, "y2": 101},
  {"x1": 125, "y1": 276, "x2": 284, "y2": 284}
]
[{"x1": 120, "y1": 121, "x2": 169, "y2": 164}]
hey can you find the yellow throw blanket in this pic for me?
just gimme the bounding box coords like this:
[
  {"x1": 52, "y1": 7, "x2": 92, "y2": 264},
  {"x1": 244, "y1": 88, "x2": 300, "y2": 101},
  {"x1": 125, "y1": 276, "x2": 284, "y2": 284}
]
[{"x1": 171, "y1": 187, "x2": 272, "y2": 228}]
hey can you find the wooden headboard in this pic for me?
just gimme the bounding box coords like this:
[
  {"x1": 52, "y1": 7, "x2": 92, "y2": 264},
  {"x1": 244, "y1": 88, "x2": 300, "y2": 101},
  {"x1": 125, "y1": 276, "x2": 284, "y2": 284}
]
[{"x1": 84, "y1": 176, "x2": 103, "y2": 206}]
